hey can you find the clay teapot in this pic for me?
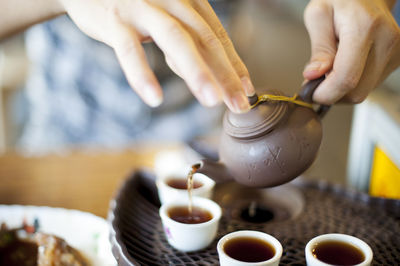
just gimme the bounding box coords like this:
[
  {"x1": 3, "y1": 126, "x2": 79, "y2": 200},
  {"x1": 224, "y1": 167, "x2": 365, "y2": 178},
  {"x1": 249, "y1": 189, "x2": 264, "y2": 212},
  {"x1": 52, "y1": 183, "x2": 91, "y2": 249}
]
[{"x1": 195, "y1": 77, "x2": 329, "y2": 188}]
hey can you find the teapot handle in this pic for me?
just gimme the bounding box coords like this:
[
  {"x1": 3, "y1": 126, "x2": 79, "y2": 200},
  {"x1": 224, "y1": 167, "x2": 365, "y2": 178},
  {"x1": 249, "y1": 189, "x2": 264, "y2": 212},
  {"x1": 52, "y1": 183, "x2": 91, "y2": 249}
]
[{"x1": 299, "y1": 76, "x2": 330, "y2": 118}]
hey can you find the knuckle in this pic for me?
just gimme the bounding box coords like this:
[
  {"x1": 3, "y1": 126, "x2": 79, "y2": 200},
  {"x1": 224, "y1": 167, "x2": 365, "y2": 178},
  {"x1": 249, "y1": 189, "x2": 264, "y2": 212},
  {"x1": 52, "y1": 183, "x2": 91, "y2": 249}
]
[
  {"x1": 215, "y1": 26, "x2": 229, "y2": 39},
  {"x1": 201, "y1": 30, "x2": 221, "y2": 49},
  {"x1": 215, "y1": 26, "x2": 230, "y2": 45},
  {"x1": 193, "y1": 71, "x2": 210, "y2": 91},
  {"x1": 362, "y1": 12, "x2": 384, "y2": 36},
  {"x1": 340, "y1": 76, "x2": 359, "y2": 91},
  {"x1": 218, "y1": 73, "x2": 240, "y2": 93},
  {"x1": 200, "y1": 26, "x2": 231, "y2": 49},
  {"x1": 219, "y1": 73, "x2": 233, "y2": 87},
  {"x1": 231, "y1": 58, "x2": 248, "y2": 77},
  {"x1": 117, "y1": 41, "x2": 137, "y2": 58},
  {"x1": 108, "y1": 6, "x2": 119, "y2": 18},
  {"x1": 165, "y1": 21, "x2": 185, "y2": 39},
  {"x1": 331, "y1": 69, "x2": 359, "y2": 91},
  {"x1": 311, "y1": 47, "x2": 336, "y2": 60},
  {"x1": 187, "y1": 0, "x2": 197, "y2": 6},
  {"x1": 366, "y1": 18, "x2": 380, "y2": 35}
]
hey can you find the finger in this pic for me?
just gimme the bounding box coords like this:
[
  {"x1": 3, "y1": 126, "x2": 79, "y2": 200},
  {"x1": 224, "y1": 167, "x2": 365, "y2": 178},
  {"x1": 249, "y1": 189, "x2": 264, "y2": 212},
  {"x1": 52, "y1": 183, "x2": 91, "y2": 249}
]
[
  {"x1": 191, "y1": 0, "x2": 255, "y2": 96},
  {"x1": 341, "y1": 25, "x2": 400, "y2": 103},
  {"x1": 111, "y1": 17, "x2": 163, "y2": 107},
  {"x1": 376, "y1": 24, "x2": 400, "y2": 86},
  {"x1": 165, "y1": 55, "x2": 182, "y2": 77},
  {"x1": 338, "y1": 55, "x2": 380, "y2": 104},
  {"x1": 311, "y1": 28, "x2": 373, "y2": 104},
  {"x1": 303, "y1": 1, "x2": 336, "y2": 80},
  {"x1": 377, "y1": 60, "x2": 400, "y2": 86},
  {"x1": 150, "y1": 0, "x2": 250, "y2": 112},
  {"x1": 131, "y1": 3, "x2": 227, "y2": 109}
]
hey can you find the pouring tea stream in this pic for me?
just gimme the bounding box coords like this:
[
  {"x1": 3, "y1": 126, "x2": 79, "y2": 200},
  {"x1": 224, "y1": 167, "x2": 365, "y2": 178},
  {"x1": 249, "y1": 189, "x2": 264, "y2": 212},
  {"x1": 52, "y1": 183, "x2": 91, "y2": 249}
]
[{"x1": 194, "y1": 77, "x2": 329, "y2": 188}]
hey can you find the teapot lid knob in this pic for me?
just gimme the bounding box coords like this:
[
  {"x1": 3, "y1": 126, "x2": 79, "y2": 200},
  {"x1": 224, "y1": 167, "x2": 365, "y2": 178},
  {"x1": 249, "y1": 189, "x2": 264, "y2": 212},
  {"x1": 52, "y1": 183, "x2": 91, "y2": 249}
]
[
  {"x1": 248, "y1": 94, "x2": 259, "y2": 106},
  {"x1": 223, "y1": 89, "x2": 288, "y2": 139}
]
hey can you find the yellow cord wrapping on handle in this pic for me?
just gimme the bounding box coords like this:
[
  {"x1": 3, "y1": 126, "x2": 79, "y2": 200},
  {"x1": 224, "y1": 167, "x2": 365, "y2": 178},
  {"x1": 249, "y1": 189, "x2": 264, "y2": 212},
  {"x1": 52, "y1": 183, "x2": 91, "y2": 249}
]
[{"x1": 250, "y1": 94, "x2": 314, "y2": 109}]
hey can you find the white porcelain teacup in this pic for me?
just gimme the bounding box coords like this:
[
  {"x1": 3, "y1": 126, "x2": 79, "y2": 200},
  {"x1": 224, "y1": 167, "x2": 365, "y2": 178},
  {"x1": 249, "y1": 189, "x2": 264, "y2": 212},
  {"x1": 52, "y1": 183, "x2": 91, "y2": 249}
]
[
  {"x1": 217, "y1": 230, "x2": 283, "y2": 266},
  {"x1": 159, "y1": 196, "x2": 221, "y2": 252},
  {"x1": 156, "y1": 173, "x2": 215, "y2": 204},
  {"x1": 305, "y1": 233, "x2": 373, "y2": 266}
]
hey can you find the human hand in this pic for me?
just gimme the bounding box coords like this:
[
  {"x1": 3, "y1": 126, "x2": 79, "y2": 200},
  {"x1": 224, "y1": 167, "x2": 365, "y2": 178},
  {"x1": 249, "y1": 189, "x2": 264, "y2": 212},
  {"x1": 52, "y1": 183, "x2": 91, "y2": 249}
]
[
  {"x1": 303, "y1": 0, "x2": 400, "y2": 104},
  {"x1": 58, "y1": 0, "x2": 255, "y2": 113}
]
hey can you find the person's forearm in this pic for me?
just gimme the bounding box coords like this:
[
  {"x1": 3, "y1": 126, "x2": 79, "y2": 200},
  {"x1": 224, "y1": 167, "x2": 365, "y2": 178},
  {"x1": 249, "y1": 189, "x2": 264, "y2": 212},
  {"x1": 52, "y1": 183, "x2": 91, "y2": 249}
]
[{"x1": 0, "y1": 0, "x2": 65, "y2": 40}]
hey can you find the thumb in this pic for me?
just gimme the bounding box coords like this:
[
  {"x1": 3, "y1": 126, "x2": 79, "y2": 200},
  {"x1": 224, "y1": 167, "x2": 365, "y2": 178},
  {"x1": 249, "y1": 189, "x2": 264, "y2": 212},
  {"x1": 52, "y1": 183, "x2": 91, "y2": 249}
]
[{"x1": 303, "y1": 2, "x2": 337, "y2": 80}]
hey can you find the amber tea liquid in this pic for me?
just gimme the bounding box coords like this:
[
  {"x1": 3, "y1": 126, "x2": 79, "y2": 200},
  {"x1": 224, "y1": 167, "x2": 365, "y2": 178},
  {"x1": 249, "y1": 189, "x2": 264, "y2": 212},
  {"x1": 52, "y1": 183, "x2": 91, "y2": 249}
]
[
  {"x1": 166, "y1": 178, "x2": 202, "y2": 190},
  {"x1": 186, "y1": 164, "x2": 200, "y2": 213},
  {"x1": 168, "y1": 206, "x2": 212, "y2": 224},
  {"x1": 312, "y1": 240, "x2": 365, "y2": 265},
  {"x1": 168, "y1": 164, "x2": 210, "y2": 224},
  {"x1": 223, "y1": 236, "x2": 275, "y2": 262}
]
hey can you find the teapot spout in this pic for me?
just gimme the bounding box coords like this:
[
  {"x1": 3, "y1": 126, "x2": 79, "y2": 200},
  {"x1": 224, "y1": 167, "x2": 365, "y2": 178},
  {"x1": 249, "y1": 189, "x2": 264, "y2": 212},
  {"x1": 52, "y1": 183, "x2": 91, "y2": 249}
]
[{"x1": 194, "y1": 159, "x2": 233, "y2": 183}]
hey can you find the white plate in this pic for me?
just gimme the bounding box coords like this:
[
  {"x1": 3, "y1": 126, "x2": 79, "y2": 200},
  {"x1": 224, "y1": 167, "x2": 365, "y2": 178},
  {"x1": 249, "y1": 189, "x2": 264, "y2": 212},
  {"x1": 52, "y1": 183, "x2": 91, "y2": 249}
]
[{"x1": 0, "y1": 205, "x2": 116, "y2": 266}]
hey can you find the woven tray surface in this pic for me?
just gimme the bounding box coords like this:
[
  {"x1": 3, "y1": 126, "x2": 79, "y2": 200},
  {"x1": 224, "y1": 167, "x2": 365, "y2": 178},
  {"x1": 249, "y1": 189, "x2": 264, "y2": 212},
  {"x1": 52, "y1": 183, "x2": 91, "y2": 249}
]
[{"x1": 108, "y1": 171, "x2": 400, "y2": 265}]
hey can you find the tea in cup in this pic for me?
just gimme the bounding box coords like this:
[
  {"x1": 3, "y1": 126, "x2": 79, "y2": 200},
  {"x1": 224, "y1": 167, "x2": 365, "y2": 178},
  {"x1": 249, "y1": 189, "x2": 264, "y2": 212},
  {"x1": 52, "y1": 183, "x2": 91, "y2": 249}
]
[
  {"x1": 305, "y1": 233, "x2": 373, "y2": 266},
  {"x1": 159, "y1": 196, "x2": 221, "y2": 252},
  {"x1": 217, "y1": 230, "x2": 283, "y2": 266},
  {"x1": 156, "y1": 172, "x2": 215, "y2": 204}
]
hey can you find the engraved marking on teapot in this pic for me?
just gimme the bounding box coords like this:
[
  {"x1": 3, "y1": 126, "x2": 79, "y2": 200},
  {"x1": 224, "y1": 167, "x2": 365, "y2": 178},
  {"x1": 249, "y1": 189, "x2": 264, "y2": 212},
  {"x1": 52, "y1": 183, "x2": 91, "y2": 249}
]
[
  {"x1": 298, "y1": 136, "x2": 311, "y2": 160},
  {"x1": 267, "y1": 145, "x2": 286, "y2": 174},
  {"x1": 263, "y1": 158, "x2": 272, "y2": 166}
]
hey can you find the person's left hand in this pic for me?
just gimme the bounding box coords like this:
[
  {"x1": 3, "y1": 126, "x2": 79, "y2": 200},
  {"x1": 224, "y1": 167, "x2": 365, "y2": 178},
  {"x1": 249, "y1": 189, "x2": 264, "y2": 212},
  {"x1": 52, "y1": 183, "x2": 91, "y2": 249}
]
[
  {"x1": 303, "y1": 0, "x2": 400, "y2": 104},
  {"x1": 59, "y1": 0, "x2": 255, "y2": 112}
]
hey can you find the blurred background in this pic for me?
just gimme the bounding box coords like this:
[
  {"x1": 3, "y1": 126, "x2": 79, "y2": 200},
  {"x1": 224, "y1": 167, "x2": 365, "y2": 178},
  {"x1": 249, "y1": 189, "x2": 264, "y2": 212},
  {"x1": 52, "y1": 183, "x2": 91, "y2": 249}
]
[{"x1": 0, "y1": 0, "x2": 399, "y2": 195}]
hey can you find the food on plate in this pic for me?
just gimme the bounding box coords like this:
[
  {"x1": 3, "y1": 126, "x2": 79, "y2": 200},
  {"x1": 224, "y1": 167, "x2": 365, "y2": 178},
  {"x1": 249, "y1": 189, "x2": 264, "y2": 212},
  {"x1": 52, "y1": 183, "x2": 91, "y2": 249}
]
[{"x1": 0, "y1": 220, "x2": 90, "y2": 266}]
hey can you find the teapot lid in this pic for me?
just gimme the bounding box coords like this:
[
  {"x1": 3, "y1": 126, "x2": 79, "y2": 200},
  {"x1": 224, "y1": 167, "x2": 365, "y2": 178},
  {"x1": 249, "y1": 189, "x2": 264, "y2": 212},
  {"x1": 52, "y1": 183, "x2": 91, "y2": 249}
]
[{"x1": 223, "y1": 90, "x2": 288, "y2": 139}]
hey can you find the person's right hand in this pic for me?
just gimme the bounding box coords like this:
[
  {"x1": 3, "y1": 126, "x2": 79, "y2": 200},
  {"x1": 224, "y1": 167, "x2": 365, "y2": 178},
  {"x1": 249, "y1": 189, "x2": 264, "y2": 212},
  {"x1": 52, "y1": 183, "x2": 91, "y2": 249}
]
[
  {"x1": 303, "y1": 0, "x2": 400, "y2": 105},
  {"x1": 58, "y1": 0, "x2": 255, "y2": 113}
]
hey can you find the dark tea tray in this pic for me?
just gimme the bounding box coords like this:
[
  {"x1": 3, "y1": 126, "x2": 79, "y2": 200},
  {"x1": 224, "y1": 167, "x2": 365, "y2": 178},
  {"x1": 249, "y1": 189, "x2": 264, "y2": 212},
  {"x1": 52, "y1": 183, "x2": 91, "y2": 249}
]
[{"x1": 108, "y1": 171, "x2": 400, "y2": 265}]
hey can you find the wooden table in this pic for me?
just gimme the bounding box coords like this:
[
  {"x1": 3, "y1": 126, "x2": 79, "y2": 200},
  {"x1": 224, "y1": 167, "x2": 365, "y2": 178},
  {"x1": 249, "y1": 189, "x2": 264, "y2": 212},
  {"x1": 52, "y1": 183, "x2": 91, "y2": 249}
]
[{"x1": 0, "y1": 146, "x2": 172, "y2": 218}]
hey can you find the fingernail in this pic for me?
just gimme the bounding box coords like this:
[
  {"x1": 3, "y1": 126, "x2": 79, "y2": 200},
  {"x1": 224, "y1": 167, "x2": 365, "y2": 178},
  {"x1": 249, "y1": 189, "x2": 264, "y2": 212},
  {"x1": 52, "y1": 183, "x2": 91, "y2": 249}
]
[
  {"x1": 231, "y1": 92, "x2": 250, "y2": 113},
  {"x1": 143, "y1": 87, "x2": 162, "y2": 107},
  {"x1": 201, "y1": 85, "x2": 220, "y2": 106},
  {"x1": 241, "y1": 76, "x2": 256, "y2": 96},
  {"x1": 304, "y1": 61, "x2": 322, "y2": 73}
]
